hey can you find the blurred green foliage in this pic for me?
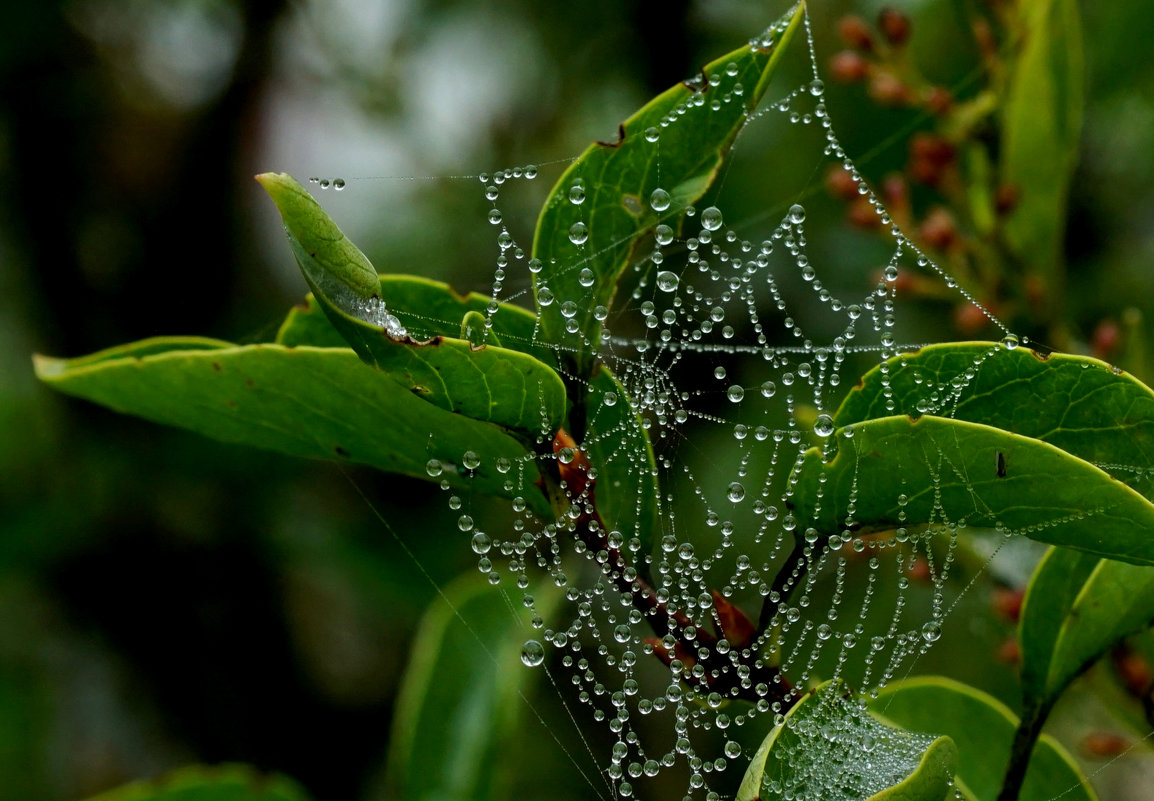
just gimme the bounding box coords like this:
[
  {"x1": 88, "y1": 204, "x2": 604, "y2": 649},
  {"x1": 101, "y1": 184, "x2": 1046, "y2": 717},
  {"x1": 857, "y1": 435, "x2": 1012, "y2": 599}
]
[{"x1": 4, "y1": 1, "x2": 1154, "y2": 800}]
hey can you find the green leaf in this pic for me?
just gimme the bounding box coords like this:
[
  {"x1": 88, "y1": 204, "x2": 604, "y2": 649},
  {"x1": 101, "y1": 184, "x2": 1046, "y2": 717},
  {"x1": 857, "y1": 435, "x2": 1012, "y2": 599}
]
[
  {"x1": 256, "y1": 173, "x2": 381, "y2": 300},
  {"x1": 835, "y1": 342, "x2": 1154, "y2": 501},
  {"x1": 277, "y1": 275, "x2": 542, "y2": 357},
  {"x1": 259, "y1": 173, "x2": 566, "y2": 445},
  {"x1": 737, "y1": 679, "x2": 956, "y2": 801},
  {"x1": 584, "y1": 364, "x2": 659, "y2": 560},
  {"x1": 1000, "y1": 0, "x2": 1084, "y2": 288},
  {"x1": 83, "y1": 764, "x2": 312, "y2": 801},
  {"x1": 385, "y1": 573, "x2": 560, "y2": 801},
  {"x1": 34, "y1": 343, "x2": 551, "y2": 517},
  {"x1": 531, "y1": 2, "x2": 805, "y2": 374},
  {"x1": 789, "y1": 414, "x2": 1154, "y2": 565},
  {"x1": 870, "y1": 676, "x2": 1096, "y2": 801},
  {"x1": 1019, "y1": 546, "x2": 1154, "y2": 713}
]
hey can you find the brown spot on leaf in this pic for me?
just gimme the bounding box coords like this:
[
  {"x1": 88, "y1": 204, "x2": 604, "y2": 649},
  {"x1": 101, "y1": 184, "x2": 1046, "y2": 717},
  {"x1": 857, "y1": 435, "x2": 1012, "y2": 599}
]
[
  {"x1": 334, "y1": 446, "x2": 350, "y2": 458},
  {"x1": 410, "y1": 385, "x2": 431, "y2": 395},
  {"x1": 597, "y1": 123, "x2": 627, "y2": 149},
  {"x1": 212, "y1": 362, "x2": 222, "y2": 372}
]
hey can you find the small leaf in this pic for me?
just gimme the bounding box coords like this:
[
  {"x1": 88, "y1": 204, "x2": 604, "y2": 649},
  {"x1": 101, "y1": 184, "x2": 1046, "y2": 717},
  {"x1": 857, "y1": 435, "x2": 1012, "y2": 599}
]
[
  {"x1": 277, "y1": 275, "x2": 542, "y2": 358},
  {"x1": 583, "y1": 365, "x2": 659, "y2": 560},
  {"x1": 738, "y1": 679, "x2": 956, "y2": 801},
  {"x1": 790, "y1": 415, "x2": 1154, "y2": 565},
  {"x1": 83, "y1": 764, "x2": 313, "y2": 801},
  {"x1": 1000, "y1": 0, "x2": 1084, "y2": 288},
  {"x1": 35, "y1": 343, "x2": 551, "y2": 517},
  {"x1": 531, "y1": 2, "x2": 805, "y2": 374},
  {"x1": 1020, "y1": 546, "x2": 1154, "y2": 714},
  {"x1": 259, "y1": 173, "x2": 567, "y2": 445},
  {"x1": 385, "y1": 573, "x2": 560, "y2": 801},
  {"x1": 870, "y1": 676, "x2": 1096, "y2": 801},
  {"x1": 256, "y1": 172, "x2": 381, "y2": 300}
]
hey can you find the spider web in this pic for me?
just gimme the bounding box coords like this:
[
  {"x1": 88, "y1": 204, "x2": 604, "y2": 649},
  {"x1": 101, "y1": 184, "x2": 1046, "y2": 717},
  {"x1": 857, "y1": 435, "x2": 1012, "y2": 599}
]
[{"x1": 304, "y1": 5, "x2": 1147, "y2": 800}]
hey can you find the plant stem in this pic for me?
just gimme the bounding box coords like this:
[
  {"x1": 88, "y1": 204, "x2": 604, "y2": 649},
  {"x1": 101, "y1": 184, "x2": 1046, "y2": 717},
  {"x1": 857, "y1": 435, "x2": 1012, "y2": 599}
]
[
  {"x1": 551, "y1": 434, "x2": 794, "y2": 707},
  {"x1": 996, "y1": 700, "x2": 1052, "y2": 801}
]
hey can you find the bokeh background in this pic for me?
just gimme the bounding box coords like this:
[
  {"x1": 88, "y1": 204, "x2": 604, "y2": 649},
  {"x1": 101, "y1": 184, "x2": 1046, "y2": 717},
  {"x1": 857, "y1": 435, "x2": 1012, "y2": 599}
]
[{"x1": 2, "y1": 0, "x2": 1153, "y2": 799}]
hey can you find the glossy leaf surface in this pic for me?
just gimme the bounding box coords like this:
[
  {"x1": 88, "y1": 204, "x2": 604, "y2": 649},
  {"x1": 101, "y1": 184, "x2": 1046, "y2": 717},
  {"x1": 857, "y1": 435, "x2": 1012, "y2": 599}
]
[
  {"x1": 1020, "y1": 546, "x2": 1154, "y2": 712},
  {"x1": 870, "y1": 676, "x2": 1095, "y2": 801},
  {"x1": 531, "y1": 2, "x2": 804, "y2": 374},
  {"x1": 835, "y1": 342, "x2": 1154, "y2": 500},
  {"x1": 790, "y1": 415, "x2": 1154, "y2": 565},
  {"x1": 83, "y1": 764, "x2": 312, "y2": 801},
  {"x1": 34, "y1": 343, "x2": 551, "y2": 516}
]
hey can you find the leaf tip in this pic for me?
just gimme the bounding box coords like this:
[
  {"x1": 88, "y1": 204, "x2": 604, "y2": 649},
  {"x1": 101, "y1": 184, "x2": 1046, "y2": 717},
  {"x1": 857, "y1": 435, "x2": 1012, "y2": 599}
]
[{"x1": 32, "y1": 353, "x2": 66, "y2": 381}]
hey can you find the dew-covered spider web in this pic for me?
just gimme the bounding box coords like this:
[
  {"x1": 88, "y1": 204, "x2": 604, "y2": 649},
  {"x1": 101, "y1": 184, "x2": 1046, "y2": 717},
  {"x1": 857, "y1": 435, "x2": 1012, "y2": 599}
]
[{"x1": 299, "y1": 5, "x2": 1152, "y2": 800}]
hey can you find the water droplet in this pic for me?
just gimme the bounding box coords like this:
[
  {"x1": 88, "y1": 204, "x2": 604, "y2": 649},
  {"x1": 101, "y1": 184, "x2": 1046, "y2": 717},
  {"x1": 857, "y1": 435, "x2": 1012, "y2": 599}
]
[
  {"x1": 788, "y1": 204, "x2": 805, "y2": 224},
  {"x1": 921, "y1": 621, "x2": 942, "y2": 643},
  {"x1": 884, "y1": 264, "x2": 899, "y2": 282},
  {"x1": 724, "y1": 740, "x2": 742, "y2": 759},
  {"x1": 569, "y1": 184, "x2": 585, "y2": 205},
  {"x1": 655, "y1": 224, "x2": 674, "y2": 246},
  {"x1": 528, "y1": 258, "x2": 543, "y2": 274},
  {"x1": 650, "y1": 188, "x2": 671, "y2": 212},
  {"x1": 333, "y1": 178, "x2": 346, "y2": 190},
  {"x1": 568, "y1": 221, "x2": 589, "y2": 245},
  {"x1": 537, "y1": 286, "x2": 554, "y2": 306},
  {"x1": 521, "y1": 639, "x2": 545, "y2": 667},
  {"x1": 557, "y1": 446, "x2": 576, "y2": 464},
  {"x1": 813, "y1": 413, "x2": 835, "y2": 438},
  {"x1": 488, "y1": 209, "x2": 503, "y2": 225},
  {"x1": 603, "y1": 392, "x2": 617, "y2": 406},
  {"x1": 578, "y1": 268, "x2": 595, "y2": 287},
  {"x1": 701, "y1": 206, "x2": 723, "y2": 231},
  {"x1": 471, "y1": 532, "x2": 491, "y2": 554},
  {"x1": 457, "y1": 514, "x2": 474, "y2": 532},
  {"x1": 1002, "y1": 333, "x2": 1019, "y2": 350},
  {"x1": 644, "y1": 126, "x2": 660, "y2": 143},
  {"x1": 656, "y1": 271, "x2": 680, "y2": 292},
  {"x1": 614, "y1": 624, "x2": 631, "y2": 643},
  {"x1": 561, "y1": 300, "x2": 579, "y2": 318},
  {"x1": 760, "y1": 380, "x2": 776, "y2": 398},
  {"x1": 727, "y1": 482, "x2": 746, "y2": 502},
  {"x1": 809, "y1": 79, "x2": 824, "y2": 96},
  {"x1": 727, "y1": 384, "x2": 745, "y2": 403},
  {"x1": 462, "y1": 450, "x2": 481, "y2": 470}
]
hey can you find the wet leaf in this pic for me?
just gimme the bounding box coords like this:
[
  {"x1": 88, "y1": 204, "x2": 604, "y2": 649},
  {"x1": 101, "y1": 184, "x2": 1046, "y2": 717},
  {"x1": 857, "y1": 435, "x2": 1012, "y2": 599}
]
[
  {"x1": 277, "y1": 275, "x2": 542, "y2": 358},
  {"x1": 584, "y1": 365, "x2": 659, "y2": 561},
  {"x1": 737, "y1": 679, "x2": 956, "y2": 801},
  {"x1": 870, "y1": 676, "x2": 1096, "y2": 801},
  {"x1": 82, "y1": 764, "x2": 312, "y2": 801},
  {"x1": 790, "y1": 415, "x2": 1154, "y2": 565},
  {"x1": 531, "y1": 2, "x2": 805, "y2": 375},
  {"x1": 385, "y1": 573, "x2": 560, "y2": 801},
  {"x1": 259, "y1": 172, "x2": 567, "y2": 445},
  {"x1": 835, "y1": 342, "x2": 1154, "y2": 500},
  {"x1": 34, "y1": 343, "x2": 551, "y2": 517},
  {"x1": 1019, "y1": 546, "x2": 1154, "y2": 714}
]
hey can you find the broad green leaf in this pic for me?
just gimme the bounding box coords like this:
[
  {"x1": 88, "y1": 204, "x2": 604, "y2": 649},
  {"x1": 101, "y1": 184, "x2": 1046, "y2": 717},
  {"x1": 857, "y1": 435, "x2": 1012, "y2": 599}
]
[
  {"x1": 583, "y1": 364, "x2": 659, "y2": 561},
  {"x1": 531, "y1": 2, "x2": 805, "y2": 374},
  {"x1": 789, "y1": 415, "x2": 1154, "y2": 565},
  {"x1": 83, "y1": 764, "x2": 312, "y2": 801},
  {"x1": 835, "y1": 342, "x2": 1154, "y2": 500},
  {"x1": 385, "y1": 573, "x2": 560, "y2": 801},
  {"x1": 277, "y1": 275, "x2": 542, "y2": 358},
  {"x1": 259, "y1": 172, "x2": 566, "y2": 445},
  {"x1": 1000, "y1": 0, "x2": 1084, "y2": 289},
  {"x1": 1020, "y1": 546, "x2": 1154, "y2": 713},
  {"x1": 34, "y1": 343, "x2": 551, "y2": 517},
  {"x1": 870, "y1": 676, "x2": 1095, "y2": 801},
  {"x1": 737, "y1": 679, "x2": 956, "y2": 801}
]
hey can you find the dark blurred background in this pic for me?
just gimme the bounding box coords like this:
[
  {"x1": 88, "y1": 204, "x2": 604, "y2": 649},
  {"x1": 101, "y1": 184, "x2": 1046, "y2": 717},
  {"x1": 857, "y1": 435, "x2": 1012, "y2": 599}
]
[{"x1": 2, "y1": 1, "x2": 1153, "y2": 799}]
